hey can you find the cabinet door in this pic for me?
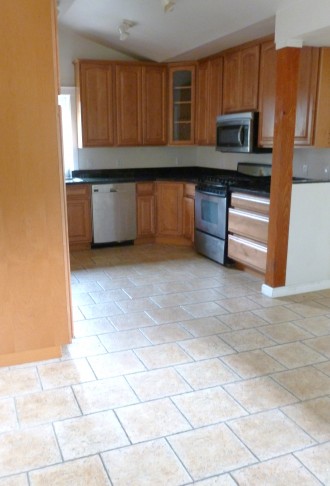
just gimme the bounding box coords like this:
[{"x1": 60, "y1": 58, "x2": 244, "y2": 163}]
[
  {"x1": 259, "y1": 42, "x2": 319, "y2": 147},
  {"x1": 77, "y1": 62, "x2": 115, "y2": 147},
  {"x1": 137, "y1": 195, "x2": 155, "y2": 237},
  {"x1": 66, "y1": 185, "x2": 92, "y2": 245},
  {"x1": 208, "y1": 56, "x2": 223, "y2": 144},
  {"x1": 195, "y1": 60, "x2": 210, "y2": 145},
  {"x1": 168, "y1": 64, "x2": 196, "y2": 145},
  {"x1": 314, "y1": 48, "x2": 330, "y2": 148},
  {"x1": 115, "y1": 64, "x2": 143, "y2": 146},
  {"x1": 183, "y1": 196, "x2": 195, "y2": 241},
  {"x1": 67, "y1": 199, "x2": 92, "y2": 243},
  {"x1": 223, "y1": 51, "x2": 240, "y2": 113},
  {"x1": 196, "y1": 57, "x2": 223, "y2": 145},
  {"x1": 156, "y1": 182, "x2": 183, "y2": 235},
  {"x1": 258, "y1": 41, "x2": 277, "y2": 147},
  {"x1": 240, "y1": 45, "x2": 260, "y2": 111},
  {"x1": 136, "y1": 182, "x2": 156, "y2": 238},
  {"x1": 295, "y1": 47, "x2": 319, "y2": 146},
  {"x1": 142, "y1": 65, "x2": 167, "y2": 145},
  {"x1": 223, "y1": 45, "x2": 259, "y2": 114}
]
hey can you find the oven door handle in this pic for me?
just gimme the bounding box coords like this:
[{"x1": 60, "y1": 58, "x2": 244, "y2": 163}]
[
  {"x1": 196, "y1": 189, "x2": 227, "y2": 198},
  {"x1": 238, "y1": 125, "x2": 244, "y2": 146}
]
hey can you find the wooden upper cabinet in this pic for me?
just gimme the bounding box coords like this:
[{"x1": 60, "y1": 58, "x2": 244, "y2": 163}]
[
  {"x1": 76, "y1": 61, "x2": 115, "y2": 147},
  {"x1": 258, "y1": 41, "x2": 320, "y2": 147},
  {"x1": 115, "y1": 64, "x2": 143, "y2": 146},
  {"x1": 258, "y1": 41, "x2": 277, "y2": 147},
  {"x1": 314, "y1": 48, "x2": 330, "y2": 148},
  {"x1": 195, "y1": 60, "x2": 209, "y2": 145},
  {"x1": 142, "y1": 65, "x2": 167, "y2": 145},
  {"x1": 168, "y1": 64, "x2": 196, "y2": 145},
  {"x1": 196, "y1": 56, "x2": 223, "y2": 145},
  {"x1": 240, "y1": 46, "x2": 260, "y2": 111},
  {"x1": 295, "y1": 47, "x2": 319, "y2": 146},
  {"x1": 115, "y1": 63, "x2": 167, "y2": 146},
  {"x1": 223, "y1": 44, "x2": 259, "y2": 113}
]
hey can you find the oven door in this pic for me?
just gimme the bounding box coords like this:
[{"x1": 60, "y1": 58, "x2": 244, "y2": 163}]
[{"x1": 195, "y1": 189, "x2": 228, "y2": 240}]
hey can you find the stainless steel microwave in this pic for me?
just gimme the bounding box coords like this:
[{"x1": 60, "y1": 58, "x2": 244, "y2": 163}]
[{"x1": 216, "y1": 111, "x2": 272, "y2": 153}]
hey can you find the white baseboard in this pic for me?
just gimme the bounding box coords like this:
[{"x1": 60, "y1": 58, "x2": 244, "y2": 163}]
[{"x1": 262, "y1": 280, "x2": 330, "y2": 298}]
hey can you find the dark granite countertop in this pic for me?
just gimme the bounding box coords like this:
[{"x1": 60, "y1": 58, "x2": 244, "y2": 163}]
[
  {"x1": 67, "y1": 166, "x2": 212, "y2": 184},
  {"x1": 65, "y1": 166, "x2": 326, "y2": 196}
]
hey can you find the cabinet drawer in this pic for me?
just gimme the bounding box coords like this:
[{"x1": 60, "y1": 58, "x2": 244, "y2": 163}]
[
  {"x1": 228, "y1": 208, "x2": 269, "y2": 243},
  {"x1": 231, "y1": 192, "x2": 270, "y2": 215},
  {"x1": 228, "y1": 234, "x2": 267, "y2": 273},
  {"x1": 184, "y1": 183, "x2": 195, "y2": 198},
  {"x1": 66, "y1": 184, "x2": 91, "y2": 200},
  {"x1": 136, "y1": 182, "x2": 154, "y2": 196}
]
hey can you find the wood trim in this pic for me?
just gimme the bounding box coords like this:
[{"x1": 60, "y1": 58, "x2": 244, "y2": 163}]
[
  {"x1": 199, "y1": 34, "x2": 274, "y2": 62},
  {"x1": 265, "y1": 47, "x2": 301, "y2": 288}
]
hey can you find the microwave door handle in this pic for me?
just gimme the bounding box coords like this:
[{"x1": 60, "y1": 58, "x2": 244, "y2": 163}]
[{"x1": 238, "y1": 126, "x2": 244, "y2": 146}]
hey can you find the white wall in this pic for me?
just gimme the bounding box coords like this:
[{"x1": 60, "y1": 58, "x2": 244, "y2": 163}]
[
  {"x1": 58, "y1": 27, "x2": 135, "y2": 86},
  {"x1": 275, "y1": 0, "x2": 330, "y2": 49},
  {"x1": 77, "y1": 146, "x2": 197, "y2": 170},
  {"x1": 293, "y1": 148, "x2": 330, "y2": 179},
  {"x1": 262, "y1": 181, "x2": 330, "y2": 297},
  {"x1": 196, "y1": 146, "x2": 273, "y2": 171},
  {"x1": 286, "y1": 183, "x2": 330, "y2": 285}
]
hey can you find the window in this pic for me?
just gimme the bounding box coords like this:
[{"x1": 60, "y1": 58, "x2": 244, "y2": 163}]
[{"x1": 58, "y1": 88, "x2": 78, "y2": 179}]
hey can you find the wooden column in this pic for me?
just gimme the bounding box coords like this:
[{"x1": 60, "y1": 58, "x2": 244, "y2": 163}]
[
  {"x1": 0, "y1": 0, "x2": 72, "y2": 366},
  {"x1": 265, "y1": 47, "x2": 301, "y2": 288}
]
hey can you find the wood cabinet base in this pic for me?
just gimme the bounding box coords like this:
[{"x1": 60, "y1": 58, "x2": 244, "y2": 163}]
[
  {"x1": 69, "y1": 241, "x2": 91, "y2": 251},
  {"x1": 156, "y1": 236, "x2": 193, "y2": 246},
  {"x1": 233, "y1": 262, "x2": 266, "y2": 279},
  {"x1": 135, "y1": 236, "x2": 193, "y2": 246}
]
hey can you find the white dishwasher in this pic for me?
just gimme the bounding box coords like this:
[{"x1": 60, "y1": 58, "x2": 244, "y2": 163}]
[{"x1": 92, "y1": 183, "x2": 137, "y2": 245}]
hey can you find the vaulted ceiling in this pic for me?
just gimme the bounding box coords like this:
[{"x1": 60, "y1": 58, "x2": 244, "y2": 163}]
[{"x1": 57, "y1": 0, "x2": 304, "y2": 62}]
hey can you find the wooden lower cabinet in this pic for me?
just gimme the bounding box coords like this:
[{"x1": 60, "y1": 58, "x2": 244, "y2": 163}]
[
  {"x1": 136, "y1": 182, "x2": 156, "y2": 242},
  {"x1": 136, "y1": 181, "x2": 194, "y2": 245},
  {"x1": 183, "y1": 183, "x2": 195, "y2": 242},
  {"x1": 156, "y1": 181, "x2": 184, "y2": 236},
  {"x1": 66, "y1": 184, "x2": 92, "y2": 249},
  {"x1": 228, "y1": 235, "x2": 267, "y2": 274},
  {"x1": 228, "y1": 192, "x2": 270, "y2": 274}
]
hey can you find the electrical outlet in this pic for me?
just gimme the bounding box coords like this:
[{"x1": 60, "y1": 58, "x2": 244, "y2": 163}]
[
  {"x1": 116, "y1": 159, "x2": 121, "y2": 168},
  {"x1": 175, "y1": 157, "x2": 179, "y2": 166}
]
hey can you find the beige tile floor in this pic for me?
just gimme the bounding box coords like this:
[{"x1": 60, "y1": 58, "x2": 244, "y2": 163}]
[{"x1": 0, "y1": 244, "x2": 330, "y2": 485}]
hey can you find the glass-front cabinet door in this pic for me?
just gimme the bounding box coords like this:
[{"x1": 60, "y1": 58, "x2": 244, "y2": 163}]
[{"x1": 168, "y1": 64, "x2": 196, "y2": 145}]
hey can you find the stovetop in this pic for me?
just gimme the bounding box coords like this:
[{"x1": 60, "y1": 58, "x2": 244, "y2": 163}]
[
  {"x1": 196, "y1": 173, "x2": 271, "y2": 196},
  {"x1": 197, "y1": 162, "x2": 272, "y2": 195}
]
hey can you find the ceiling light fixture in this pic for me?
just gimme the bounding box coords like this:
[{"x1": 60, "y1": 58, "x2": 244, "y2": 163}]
[
  {"x1": 118, "y1": 19, "x2": 134, "y2": 41},
  {"x1": 162, "y1": 0, "x2": 175, "y2": 13}
]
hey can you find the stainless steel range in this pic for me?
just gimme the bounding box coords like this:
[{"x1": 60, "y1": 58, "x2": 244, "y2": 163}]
[{"x1": 194, "y1": 163, "x2": 271, "y2": 264}]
